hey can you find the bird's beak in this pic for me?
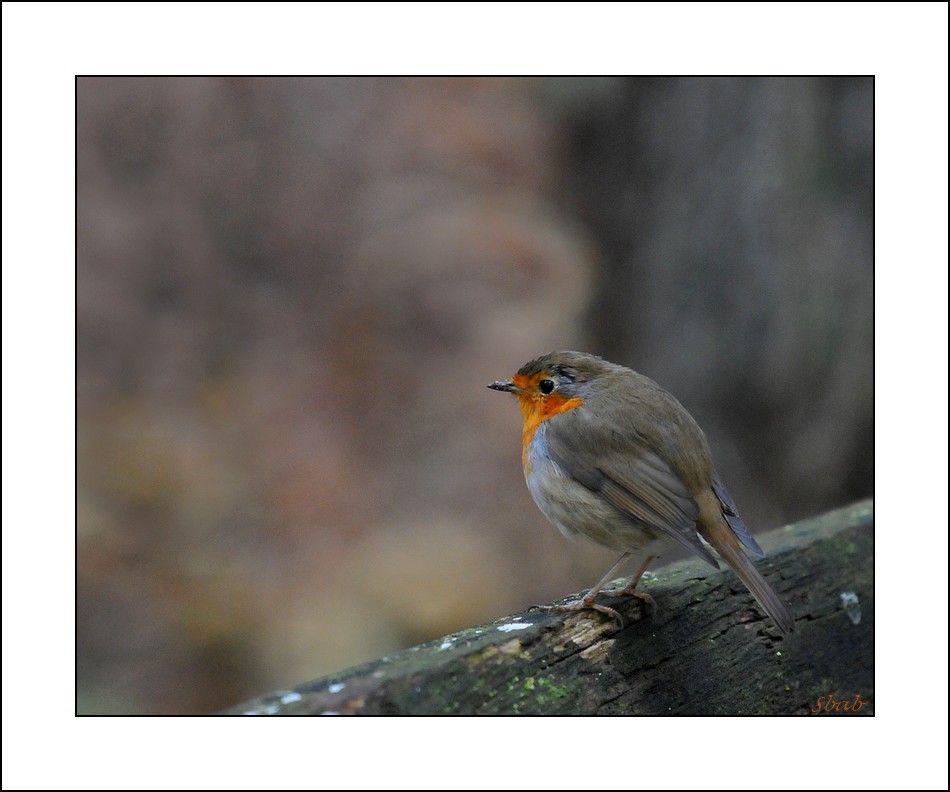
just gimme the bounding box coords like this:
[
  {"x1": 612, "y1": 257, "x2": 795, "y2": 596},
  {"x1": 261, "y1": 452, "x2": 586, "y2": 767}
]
[{"x1": 488, "y1": 379, "x2": 519, "y2": 393}]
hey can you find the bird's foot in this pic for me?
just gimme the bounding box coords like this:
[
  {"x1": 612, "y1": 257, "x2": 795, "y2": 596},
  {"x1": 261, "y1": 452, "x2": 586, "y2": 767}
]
[
  {"x1": 600, "y1": 583, "x2": 658, "y2": 616},
  {"x1": 533, "y1": 596, "x2": 628, "y2": 630}
]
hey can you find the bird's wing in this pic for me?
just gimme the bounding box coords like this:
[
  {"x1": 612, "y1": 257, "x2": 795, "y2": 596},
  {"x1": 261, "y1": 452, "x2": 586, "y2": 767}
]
[
  {"x1": 546, "y1": 412, "x2": 719, "y2": 568},
  {"x1": 712, "y1": 472, "x2": 764, "y2": 556}
]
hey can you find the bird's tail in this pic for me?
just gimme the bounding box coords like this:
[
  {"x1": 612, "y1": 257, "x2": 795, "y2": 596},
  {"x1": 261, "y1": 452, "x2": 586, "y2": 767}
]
[{"x1": 699, "y1": 504, "x2": 795, "y2": 635}]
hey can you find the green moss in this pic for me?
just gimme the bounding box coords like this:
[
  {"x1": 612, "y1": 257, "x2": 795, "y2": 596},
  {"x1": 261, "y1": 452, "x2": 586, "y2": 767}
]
[{"x1": 534, "y1": 677, "x2": 570, "y2": 699}]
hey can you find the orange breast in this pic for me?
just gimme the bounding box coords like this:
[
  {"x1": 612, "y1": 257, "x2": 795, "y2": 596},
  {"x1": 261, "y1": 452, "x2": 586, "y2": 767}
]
[{"x1": 515, "y1": 383, "x2": 583, "y2": 469}]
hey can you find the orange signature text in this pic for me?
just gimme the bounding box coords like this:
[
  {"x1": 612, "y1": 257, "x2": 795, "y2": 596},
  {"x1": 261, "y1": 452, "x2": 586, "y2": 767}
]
[{"x1": 810, "y1": 693, "x2": 866, "y2": 713}]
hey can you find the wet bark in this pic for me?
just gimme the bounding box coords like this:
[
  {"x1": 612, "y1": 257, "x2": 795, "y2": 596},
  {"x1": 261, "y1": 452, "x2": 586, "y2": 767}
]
[{"x1": 224, "y1": 499, "x2": 874, "y2": 716}]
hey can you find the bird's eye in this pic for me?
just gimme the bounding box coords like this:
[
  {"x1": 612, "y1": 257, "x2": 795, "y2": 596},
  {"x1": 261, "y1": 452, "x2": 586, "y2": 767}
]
[{"x1": 538, "y1": 379, "x2": 555, "y2": 395}]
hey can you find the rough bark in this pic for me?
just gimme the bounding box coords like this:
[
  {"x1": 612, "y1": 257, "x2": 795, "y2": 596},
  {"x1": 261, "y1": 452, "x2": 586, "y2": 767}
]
[{"x1": 224, "y1": 499, "x2": 873, "y2": 716}]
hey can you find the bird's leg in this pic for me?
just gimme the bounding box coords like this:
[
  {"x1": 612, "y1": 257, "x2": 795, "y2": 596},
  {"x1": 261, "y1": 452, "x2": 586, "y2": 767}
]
[
  {"x1": 601, "y1": 554, "x2": 657, "y2": 615},
  {"x1": 535, "y1": 552, "x2": 635, "y2": 629}
]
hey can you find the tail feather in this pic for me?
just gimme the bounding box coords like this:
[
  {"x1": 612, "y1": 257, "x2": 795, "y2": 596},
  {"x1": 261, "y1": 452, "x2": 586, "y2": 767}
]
[{"x1": 698, "y1": 501, "x2": 795, "y2": 634}]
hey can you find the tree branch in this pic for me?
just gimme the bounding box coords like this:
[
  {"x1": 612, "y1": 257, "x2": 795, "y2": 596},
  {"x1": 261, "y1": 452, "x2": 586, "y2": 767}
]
[{"x1": 224, "y1": 499, "x2": 873, "y2": 716}]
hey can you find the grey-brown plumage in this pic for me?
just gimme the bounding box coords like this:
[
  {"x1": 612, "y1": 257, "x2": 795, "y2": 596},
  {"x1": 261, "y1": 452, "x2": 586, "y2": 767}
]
[{"x1": 489, "y1": 351, "x2": 795, "y2": 634}]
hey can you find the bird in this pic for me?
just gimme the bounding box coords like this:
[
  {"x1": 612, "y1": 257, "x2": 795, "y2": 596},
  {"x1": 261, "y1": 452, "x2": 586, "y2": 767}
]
[{"x1": 488, "y1": 351, "x2": 795, "y2": 634}]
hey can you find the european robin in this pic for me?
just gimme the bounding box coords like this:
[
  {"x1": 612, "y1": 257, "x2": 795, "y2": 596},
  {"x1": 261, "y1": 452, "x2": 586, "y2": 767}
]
[{"x1": 488, "y1": 351, "x2": 795, "y2": 634}]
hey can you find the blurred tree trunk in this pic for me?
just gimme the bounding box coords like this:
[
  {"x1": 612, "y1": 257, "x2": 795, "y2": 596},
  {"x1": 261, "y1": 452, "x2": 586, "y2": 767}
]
[{"x1": 558, "y1": 76, "x2": 873, "y2": 527}]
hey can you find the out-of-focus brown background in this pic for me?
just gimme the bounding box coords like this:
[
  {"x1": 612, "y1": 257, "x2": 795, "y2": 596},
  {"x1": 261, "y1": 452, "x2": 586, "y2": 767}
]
[{"x1": 76, "y1": 76, "x2": 872, "y2": 714}]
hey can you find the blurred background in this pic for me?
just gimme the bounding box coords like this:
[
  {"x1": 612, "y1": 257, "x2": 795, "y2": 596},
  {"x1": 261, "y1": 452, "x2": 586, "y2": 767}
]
[{"x1": 76, "y1": 76, "x2": 873, "y2": 714}]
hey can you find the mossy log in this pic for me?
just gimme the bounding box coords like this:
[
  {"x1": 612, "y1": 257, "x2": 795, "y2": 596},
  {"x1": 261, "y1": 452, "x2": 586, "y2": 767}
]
[{"x1": 224, "y1": 499, "x2": 873, "y2": 716}]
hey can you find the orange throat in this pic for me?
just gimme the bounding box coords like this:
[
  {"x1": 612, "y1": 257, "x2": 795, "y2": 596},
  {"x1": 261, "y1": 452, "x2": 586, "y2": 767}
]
[{"x1": 512, "y1": 373, "x2": 583, "y2": 468}]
